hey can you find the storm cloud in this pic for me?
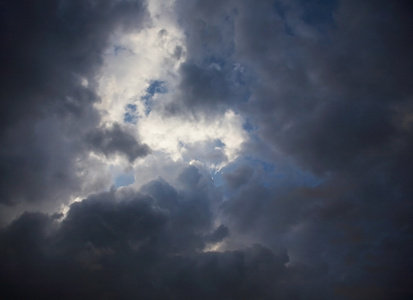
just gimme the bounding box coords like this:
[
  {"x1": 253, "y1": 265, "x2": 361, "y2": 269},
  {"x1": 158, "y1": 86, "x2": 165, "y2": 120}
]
[
  {"x1": 0, "y1": 172, "x2": 325, "y2": 299},
  {"x1": 0, "y1": 0, "x2": 148, "y2": 208},
  {"x1": 1, "y1": 0, "x2": 413, "y2": 299}
]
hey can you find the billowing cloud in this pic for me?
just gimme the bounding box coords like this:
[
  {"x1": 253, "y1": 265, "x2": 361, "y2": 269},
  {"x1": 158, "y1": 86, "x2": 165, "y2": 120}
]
[
  {"x1": 86, "y1": 123, "x2": 150, "y2": 162},
  {"x1": 1, "y1": 0, "x2": 413, "y2": 299},
  {"x1": 0, "y1": 0, "x2": 149, "y2": 215},
  {"x1": 0, "y1": 168, "x2": 324, "y2": 299}
]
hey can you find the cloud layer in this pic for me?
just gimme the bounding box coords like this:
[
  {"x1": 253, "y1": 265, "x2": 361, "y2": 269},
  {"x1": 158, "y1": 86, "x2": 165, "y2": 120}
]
[{"x1": 1, "y1": 0, "x2": 413, "y2": 299}]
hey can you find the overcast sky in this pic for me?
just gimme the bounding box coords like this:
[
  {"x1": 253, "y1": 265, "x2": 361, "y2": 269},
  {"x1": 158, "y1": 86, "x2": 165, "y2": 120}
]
[{"x1": 1, "y1": 0, "x2": 413, "y2": 299}]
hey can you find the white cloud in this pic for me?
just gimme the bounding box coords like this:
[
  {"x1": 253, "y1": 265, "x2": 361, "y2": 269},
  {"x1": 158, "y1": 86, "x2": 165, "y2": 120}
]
[
  {"x1": 94, "y1": 0, "x2": 248, "y2": 186},
  {"x1": 95, "y1": 0, "x2": 185, "y2": 125},
  {"x1": 138, "y1": 109, "x2": 246, "y2": 169}
]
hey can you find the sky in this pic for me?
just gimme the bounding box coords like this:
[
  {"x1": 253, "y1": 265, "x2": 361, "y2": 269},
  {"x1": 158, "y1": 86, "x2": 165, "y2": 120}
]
[{"x1": 0, "y1": 0, "x2": 412, "y2": 299}]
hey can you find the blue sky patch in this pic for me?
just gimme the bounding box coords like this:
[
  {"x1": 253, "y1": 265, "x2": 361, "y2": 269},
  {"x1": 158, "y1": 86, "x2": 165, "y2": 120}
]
[
  {"x1": 114, "y1": 173, "x2": 135, "y2": 188},
  {"x1": 146, "y1": 80, "x2": 167, "y2": 96},
  {"x1": 124, "y1": 103, "x2": 138, "y2": 124},
  {"x1": 139, "y1": 80, "x2": 168, "y2": 116}
]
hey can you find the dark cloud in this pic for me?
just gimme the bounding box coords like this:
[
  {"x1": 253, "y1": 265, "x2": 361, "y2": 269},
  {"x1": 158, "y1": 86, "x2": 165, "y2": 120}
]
[
  {"x1": 86, "y1": 123, "x2": 150, "y2": 162},
  {"x1": 0, "y1": 170, "x2": 256, "y2": 299},
  {"x1": 175, "y1": 0, "x2": 413, "y2": 176},
  {"x1": 0, "y1": 171, "x2": 339, "y2": 299},
  {"x1": 164, "y1": 60, "x2": 248, "y2": 116},
  {"x1": 224, "y1": 165, "x2": 253, "y2": 189},
  {"x1": 0, "y1": 0, "x2": 148, "y2": 129},
  {"x1": 178, "y1": 63, "x2": 231, "y2": 107},
  {"x1": 2, "y1": 0, "x2": 413, "y2": 298},
  {"x1": 172, "y1": 0, "x2": 413, "y2": 298},
  {"x1": 232, "y1": 0, "x2": 413, "y2": 177},
  {"x1": 204, "y1": 224, "x2": 229, "y2": 244},
  {"x1": 0, "y1": 0, "x2": 148, "y2": 206},
  {"x1": 220, "y1": 163, "x2": 413, "y2": 299},
  {"x1": 163, "y1": 0, "x2": 250, "y2": 115}
]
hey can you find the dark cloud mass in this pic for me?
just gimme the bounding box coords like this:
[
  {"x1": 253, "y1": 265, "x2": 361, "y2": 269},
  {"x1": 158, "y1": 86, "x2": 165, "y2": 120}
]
[
  {"x1": 0, "y1": 174, "x2": 295, "y2": 300},
  {"x1": 0, "y1": 0, "x2": 148, "y2": 206},
  {"x1": 1, "y1": 0, "x2": 413, "y2": 299},
  {"x1": 87, "y1": 123, "x2": 150, "y2": 162}
]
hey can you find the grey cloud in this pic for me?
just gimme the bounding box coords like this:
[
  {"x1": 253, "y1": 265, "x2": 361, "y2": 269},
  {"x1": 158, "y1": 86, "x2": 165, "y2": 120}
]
[
  {"x1": 177, "y1": 164, "x2": 203, "y2": 188},
  {"x1": 220, "y1": 161, "x2": 413, "y2": 299},
  {"x1": 233, "y1": 0, "x2": 413, "y2": 175},
  {"x1": 0, "y1": 0, "x2": 148, "y2": 207},
  {"x1": 87, "y1": 123, "x2": 150, "y2": 162},
  {"x1": 164, "y1": 60, "x2": 248, "y2": 116},
  {"x1": 140, "y1": 166, "x2": 220, "y2": 253},
  {"x1": 175, "y1": 0, "x2": 413, "y2": 179},
  {"x1": 174, "y1": 0, "x2": 235, "y2": 61},
  {"x1": 163, "y1": 0, "x2": 250, "y2": 116},
  {"x1": 173, "y1": 2, "x2": 413, "y2": 293},
  {"x1": 179, "y1": 62, "x2": 231, "y2": 107},
  {"x1": 0, "y1": 175, "x2": 337, "y2": 300},
  {"x1": 204, "y1": 224, "x2": 229, "y2": 244},
  {"x1": 0, "y1": 0, "x2": 148, "y2": 129},
  {"x1": 224, "y1": 165, "x2": 254, "y2": 189},
  {"x1": 2, "y1": 0, "x2": 413, "y2": 298},
  {"x1": 181, "y1": 139, "x2": 228, "y2": 167}
]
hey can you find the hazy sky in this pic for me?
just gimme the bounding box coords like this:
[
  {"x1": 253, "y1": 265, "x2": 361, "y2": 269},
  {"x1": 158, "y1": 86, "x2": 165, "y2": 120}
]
[{"x1": 1, "y1": 0, "x2": 413, "y2": 299}]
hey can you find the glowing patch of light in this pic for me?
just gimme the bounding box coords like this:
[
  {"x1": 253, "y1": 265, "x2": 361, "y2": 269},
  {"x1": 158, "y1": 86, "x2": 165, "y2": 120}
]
[
  {"x1": 94, "y1": 0, "x2": 248, "y2": 184},
  {"x1": 138, "y1": 110, "x2": 247, "y2": 170},
  {"x1": 203, "y1": 242, "x2": 224, "y2": 253}
]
